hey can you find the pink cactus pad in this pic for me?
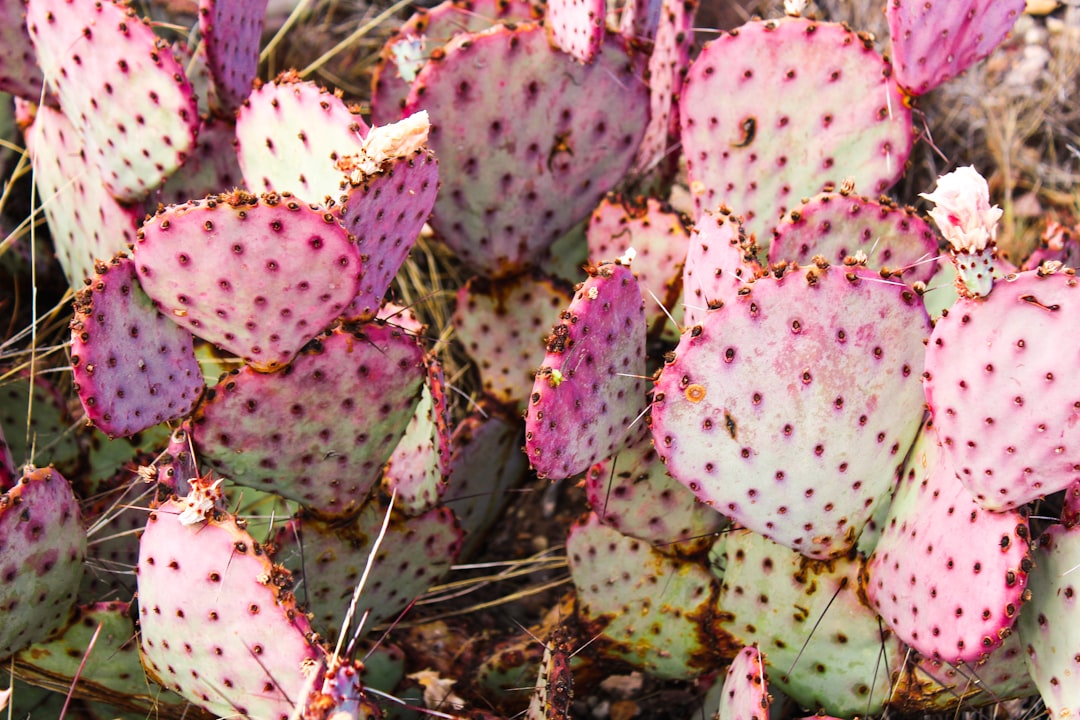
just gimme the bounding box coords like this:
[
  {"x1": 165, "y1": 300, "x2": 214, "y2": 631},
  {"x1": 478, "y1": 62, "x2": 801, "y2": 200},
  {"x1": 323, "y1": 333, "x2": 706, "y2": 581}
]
[
  {"x1": 235, "y1": 72, "x2": 369, "y2": 205},
  {"x1": 192, "y1": 323, "x2": 426, "y2": 517},
  {"x1": 133, "y1": 190, "x2": 361, "y2": 372},
  {"x1": 339, "y1": 144, "x2": 439, "y2": 322},
  {"x1": 154, "y1": 117, "x2": 244, "y2": 207},
  {"x1": 923, "y1": 267, "x2": 1080, "y2": 511},
  {"x1": 887, "y1": 0, "x2": 1025, "y2": 97},
  {"x1": 0, "y1": 467, "x2": 84, "y2": 658},
  {"x1": 865, "y1": 419, "x2": 1031, "y2": 665},
  {"x1": 0, "y1": 424, "x2": 15, "y2": 491},
  {"x1": 198, "y1": 0, "x2": 269, "y2": 115},
  {"x1": 383, "y1": 357, "x2": 452, "y2": 516},
  {"x1": 587, "y1": 195, "x2": 690, "y2": 338},
  {"x1": 25, "y1": 0, "x2": 198, "y2": 202},
  {"x1": 618, "y1": 0, "x2": 663, "y2": 42},
  {"x1": 769, "y1": 191, "x2": 939, "y2": 285},
  {"x1": 0, "y1": 0, "x2": 44, "y2": 99},
  {"x1": 454, "y1": 273, "x2": 574, "y2": 411},
  {"x1": 524, "y1": 262, "x2": 649, "y2": 479},
  {"x1": 652, "y1": 263, "x2": 929, "y2": 559},
  {"x1": 370, "y1": 0, "x2": 540, "y2": 125},
  {"x1": 717, "y1": 646, "x2": 770, "y2": 720},
  {"x1": 137, "y1": 498, "x2": 321, "y2": 720},
  {"x1": 630, "y1": 0, "x2": 696, "y2": 179},
  {"x1": 69, "y1": 255, "x2": 204, "y2": 438},
  {"x1": 682, "y1": 207, "x2": 760, "y2": 329},
  {"x1": 1018, "y1": 523, "x2": 1080, "y2": 718},
  {"x1": 19, "y1": 100, "x2": 140, "y2": 287},
  {"x1": 404, "y1": 22, "x2": 649, "y2": 277},
  {"x1": 545, "y1": 0, "x2": 605, "y2": 63},
  {"x1": 680, "y1": 18, "x2": 912, "y2": 244}
]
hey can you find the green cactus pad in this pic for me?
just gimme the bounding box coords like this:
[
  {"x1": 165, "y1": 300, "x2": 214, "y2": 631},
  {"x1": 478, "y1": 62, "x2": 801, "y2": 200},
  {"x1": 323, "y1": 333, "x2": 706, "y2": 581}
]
[
  {"x1": 651, "y1": 263, "x2": 929, "y2": 559},
  {"x1": 453, "y1": 273, "x2": 573, "y2": 411},
  {"x1": 236, "y1": 72, "x2": 368, "y2": 205},
  {"x1": 383, "y1": 358, "x2": 452, "y2": 516},
  {"x1": 70, "y1": 255, "x2": 204, "y2": 438},
  {"x1": 0, "y1": 467, "x2": 85, "y2": 659},
  {"x1": 193, "y1": 323, "x2": 426, "y2": 517},
  {"x1": 525, "y1": 262, "x2": 649, "y2": 480},
  {"x1": 769, "y1": 191, "x2": 939, "y2": 285},
  {"x1": 137, "y1": 498, "x2": 321, "y2": 720},
  {"x1": 865, "y1": 419, "x2": 1031, "y2": 666},
  {"x1": 404, "y1": 22, "x2": 649, "y2": 277},
  {"x1": 680, "y1": 17, "x2": 912, "y2": 245},
  {"x1": 0, "y1": 371, "x2": 81, "y2": 472},
  {"x1": 1018, "y1": 523, "x2": 1080, "y2": 718},
  {"x1": 14, "y1": 601, "x2": 187, "y2": 712},
  {"x1": 369, "y1": 0, "x2": 540, "y2": 125},
  {"x1": 25, "y1": 0, "x2": 198, "y2": 202},
  {"x1": 716, "y1": 529, "x2": 904, "y2": 716},
  {"x1": 277, "y1": 502, "x2": 462, "y2": 639},
  {"x1": 567, "y1": 512, "x2": 735, "y2": 678},
  {"x1": 133, "y1": 190, "x2": 361, "y2": 372},
  {"x1": 19, "y1": 100, "x2": 141, "y2": 287}
]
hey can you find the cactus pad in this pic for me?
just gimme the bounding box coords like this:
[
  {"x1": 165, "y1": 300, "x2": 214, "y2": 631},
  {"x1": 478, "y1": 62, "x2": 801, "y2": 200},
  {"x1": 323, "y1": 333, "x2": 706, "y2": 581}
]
[
  {"x1": 454, "y1": 274, "x2": 573, "y2": 410},
  {"x1": 25, "y1": 0, "x2": 198, "y2": 201},
  {"x1": 680, "y1": 17, "x2": 912, "y2": 243},
  {"x1": 0, "y1": 467, "x2": 85, "y2": 659},
  {"x1": 886, "y1": 0, "x2": 1025, "y2": 96},
  {"x1": 198, "y1": 0, "x2": 269, "y2": 115},
  {"x1": 20, "y1": 100, "x2": 140, "y2": 287},
  {"x1": 651, "y1": 264, "x2": 929, "y2": 559},
  {"x1": 717, "y1": 646, "x2": 770, "y2": 720},
  {"x1": 769, "y1": 191, "x2": 939, "y2": 285},
  {"x1": 525, "y1": 262, "x2": 648, "y2": 479},
  {"x1": 155, "y1": 117, "x2": 244, "y2": 206},
  {"x1": 193, "y1": 323, "x2": 426, "y2": 516},
  {"x1": 137, "y1": 498, "x2": 321, "y2": 720},
  {"x1": 70, "y1": 255, "x2": 204, "y2": 438},
  {"x1": 0, "y1": 0, "x2": 44, "y2": 99},
  {"x1": 133, "y1": 190, "x2": 361, "y2": 372},
  {"x1": 865, "y1": 419, "x2": 1031, "y2": 665},
  {"x1": 682, "y1": 208, "x2": 759, "y2": 329},
  {"x1": 235, "y1": 73, "x2": 368, "y2": 204},
  {"x1": 404, "y1": 22, "x2": 649, "y2": 277},
  {"x1": 923, "y1": 267, "x2": 1080, "y2": 511},
  {"x1": 545, "y1": 0, "x2": 605, "y2": 63}
]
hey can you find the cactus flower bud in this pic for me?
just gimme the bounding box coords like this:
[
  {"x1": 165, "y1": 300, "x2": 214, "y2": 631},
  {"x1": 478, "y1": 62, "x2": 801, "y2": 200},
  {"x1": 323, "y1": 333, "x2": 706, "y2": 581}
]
[{"x1": 920, "y1": 166, "x2": 1002, "y2": 298}]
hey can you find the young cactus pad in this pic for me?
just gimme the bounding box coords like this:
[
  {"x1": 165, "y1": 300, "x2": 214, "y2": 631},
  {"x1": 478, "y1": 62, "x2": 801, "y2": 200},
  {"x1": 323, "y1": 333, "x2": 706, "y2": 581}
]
[
  {"x1": 682, "y1": 207, "x2": 759, "y2": 329},
  {"x1": 198, "y1": 0, "x2": 269, "y2": 115},
  {"x1": 133, "y1": 190, "x2": 361, "y2": 372},
  {"x1": 404, "y1": 22, "x2": 650, "y2": 277},
  {"x1": 192, "y1": 323, "x2": 426, "y2": 517},
  {"x1": 0, "y1": 467, "x2": 85, "y2": 659},
  {"x1": 524, "y1": 262, "x2": 648, "y2": 480},
  {"x1": 923, "y1": 267, "x2": 1080, "y2": 511},
  {"x1": 137, "y1": 498, "x2": 321, "y2": 720},
  {"x1": 25, "y1": 0, "x2": 198, "y2": 202},
  {"x1": 716, "y1": 645, "x2": 770, "y2": 720},
  {"x1": 651, "y1": 263, "x2": 930, "y2": 559},
  {"x1": 680, "y1": 17, "x2": 912, "y2": 244},
  {"x1": 70, "y1": 255, "x2": 204, "y2": 438},
  {"x1": 545, "y1": 0, "x2": 605, "y2": 63}
]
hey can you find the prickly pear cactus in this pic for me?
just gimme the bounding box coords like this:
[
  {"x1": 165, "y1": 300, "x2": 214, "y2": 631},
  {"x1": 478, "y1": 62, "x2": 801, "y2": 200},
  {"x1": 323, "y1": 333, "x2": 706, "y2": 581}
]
[
  {"x1": 0, "y1": 0, "x2": 44, "y2": 99},
  {"x1": 923, "y1": 266, "x2": 1080, "y2": 511},
  {"x1": 680, "y1": 17, "x2": 912, "y2": 243},
  {"x1": 137, "y1": 496, "x2": 321, "y2": 720},
  {"x1": 70, "y1": 255, "x2": 204, "y2": 438},
  {"x1": 886, "y1": 0, "x2": 1025, "y2": 96},
  {"x1": 545, "y1": 0, "x2": 605, "y2": 63},
  {"x1": 133, "y1": 190, "x2": 361, "y2": 372},
  {"x1": 716, "y1": 645, "x2": 770, "y2": 720},
  {"x1": 198, "y1": 0, "x2": 269, "y2": 115},
  {"x1": 682, "y1": 208, "x2": 759, "y2": 329},
  {"x1": 404, "y1": 22, "x2": 650, "y2": 277},
  {"x1": 0, "y1": 467, "x2": 85, "y2": 659},
  {"x1": 525, "y1": 262, "x2": 648, "y2": 479},
  {"x1": 25, "y1": 0, "x2": 198, "y2": 201},
  {"x1": 652, "y1": 263, "x2": 929, "y2": 559}
]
